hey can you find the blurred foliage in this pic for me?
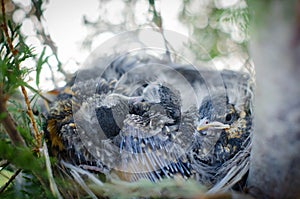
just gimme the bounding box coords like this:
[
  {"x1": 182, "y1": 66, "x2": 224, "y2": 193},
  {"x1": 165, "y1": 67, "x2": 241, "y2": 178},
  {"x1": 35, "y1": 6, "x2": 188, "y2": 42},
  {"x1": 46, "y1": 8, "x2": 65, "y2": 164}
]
[
  {"x1": 179, "y1": 0, "x2": 250, "y2": 61},
  {"x1": 0, "y1": 141, "x2": 44, "y2": 174},
  {"x1": 82, "y1": 0, "x2": 252, "y2": 74},
  {"x1": 0, "y1": 140, "x2": 57, "y2": 199}
]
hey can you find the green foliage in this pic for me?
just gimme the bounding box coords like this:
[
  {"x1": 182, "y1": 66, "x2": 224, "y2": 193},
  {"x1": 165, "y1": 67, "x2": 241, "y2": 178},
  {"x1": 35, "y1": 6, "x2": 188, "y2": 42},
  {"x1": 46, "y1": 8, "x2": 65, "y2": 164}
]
[
  {"x1": 0, "y1": 21, "x2": 34, "y2": 96},
  {"x1": 0, "y1": 141, "x2": 53, "y2": 198},
  {"x1": 0, "y1": 172, "x2": 54, "y2": 199},
  {"x1": 36, "y1": 47, "x2": 49, "y2": 87},
  {"x1": 0, "y1": 141, "x2": 44, "y2": 174},
  {"x1": 0, "y1": 1, "x2": 56, "y2": 198}
]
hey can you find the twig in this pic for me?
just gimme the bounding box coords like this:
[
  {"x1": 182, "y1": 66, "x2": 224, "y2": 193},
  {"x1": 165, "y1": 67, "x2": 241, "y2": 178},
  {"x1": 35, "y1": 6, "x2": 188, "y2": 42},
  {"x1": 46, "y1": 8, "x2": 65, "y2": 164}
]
[
  {"x1": 0, "y1": 1, "x2": 17, "y2": 56},
  {"x1": 21, "y1": 86, "x2": 42, "y2": 148},
  {"x1": 1, "y1": 0, "x2": 41, "y2": 149},
  {"x1": 0, "y1": 169, "x2": 22, "y2": 193}
]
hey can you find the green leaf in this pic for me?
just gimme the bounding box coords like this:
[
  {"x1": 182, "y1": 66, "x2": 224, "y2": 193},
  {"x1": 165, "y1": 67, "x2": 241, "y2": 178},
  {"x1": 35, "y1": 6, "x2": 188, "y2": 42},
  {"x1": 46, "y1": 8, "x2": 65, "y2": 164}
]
[{"x1": 36, "y1": 47, "x2": 48, "y2": 87}]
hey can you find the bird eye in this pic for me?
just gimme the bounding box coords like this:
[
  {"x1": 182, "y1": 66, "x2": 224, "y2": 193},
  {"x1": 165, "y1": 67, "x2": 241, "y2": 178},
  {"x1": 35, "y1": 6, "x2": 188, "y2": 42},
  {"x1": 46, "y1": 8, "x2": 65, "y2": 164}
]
[{"x1": 225, "y1": 113, "x2": 232, "y2": 122}]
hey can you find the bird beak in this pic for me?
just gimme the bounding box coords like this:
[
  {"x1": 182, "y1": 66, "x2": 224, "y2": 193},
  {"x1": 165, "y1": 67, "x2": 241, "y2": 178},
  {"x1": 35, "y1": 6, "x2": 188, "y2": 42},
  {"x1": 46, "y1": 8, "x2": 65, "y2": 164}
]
[{"x1": 197, "y1": 121, "x2": 230, "y2": 131}]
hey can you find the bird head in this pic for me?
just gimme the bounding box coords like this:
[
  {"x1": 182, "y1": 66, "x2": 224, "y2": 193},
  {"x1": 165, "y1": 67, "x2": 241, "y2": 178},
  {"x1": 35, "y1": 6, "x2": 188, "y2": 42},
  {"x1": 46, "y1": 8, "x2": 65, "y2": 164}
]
[{"x1": 194, "y1": 90, "x2": 252, "y2": 165}]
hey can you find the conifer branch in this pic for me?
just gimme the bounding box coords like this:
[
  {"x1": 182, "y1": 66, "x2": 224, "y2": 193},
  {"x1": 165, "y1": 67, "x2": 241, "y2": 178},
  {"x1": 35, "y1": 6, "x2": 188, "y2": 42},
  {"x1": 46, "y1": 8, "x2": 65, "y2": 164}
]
[{"x1": 1, "y1": 0, "x2": 41, "y2": 149}]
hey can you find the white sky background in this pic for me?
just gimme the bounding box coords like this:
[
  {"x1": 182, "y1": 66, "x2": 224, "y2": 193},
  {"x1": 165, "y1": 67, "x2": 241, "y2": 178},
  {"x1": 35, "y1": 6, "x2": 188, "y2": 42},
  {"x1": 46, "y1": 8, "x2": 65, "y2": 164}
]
[{"x1": 44, "y1": 0, "x2": 99, "y2": 66}]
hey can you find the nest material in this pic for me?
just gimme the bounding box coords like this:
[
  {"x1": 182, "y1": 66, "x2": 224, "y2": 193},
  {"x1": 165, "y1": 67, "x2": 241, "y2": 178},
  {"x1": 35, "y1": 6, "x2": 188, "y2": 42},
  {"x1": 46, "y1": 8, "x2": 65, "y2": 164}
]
[{"x1": 45, "y1": 52, "x2": 254, "y2": 198}]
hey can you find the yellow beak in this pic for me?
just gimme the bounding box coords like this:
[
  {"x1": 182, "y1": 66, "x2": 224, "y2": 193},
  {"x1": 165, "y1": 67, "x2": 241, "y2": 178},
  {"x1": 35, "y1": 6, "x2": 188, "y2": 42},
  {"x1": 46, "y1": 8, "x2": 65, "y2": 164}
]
[{"x1": 197, "y1": 121, "x2": 230, "y2": 131}]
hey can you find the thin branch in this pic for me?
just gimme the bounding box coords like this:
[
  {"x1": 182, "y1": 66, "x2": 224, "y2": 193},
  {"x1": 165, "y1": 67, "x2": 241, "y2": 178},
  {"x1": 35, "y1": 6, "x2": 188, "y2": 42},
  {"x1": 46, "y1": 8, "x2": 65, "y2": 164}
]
[
  {"x1": 21, "y1": 86, "x2": 42, "y2": 148},
  {"x1": 0, "y1": 87, "x2": 26, "y2": 146},
  {"x1": 0, "y1": 109, "x2": 26, "y2": 146},
  {"x1": 0, "y1": 169, "x2": 22, "y2": 193}
]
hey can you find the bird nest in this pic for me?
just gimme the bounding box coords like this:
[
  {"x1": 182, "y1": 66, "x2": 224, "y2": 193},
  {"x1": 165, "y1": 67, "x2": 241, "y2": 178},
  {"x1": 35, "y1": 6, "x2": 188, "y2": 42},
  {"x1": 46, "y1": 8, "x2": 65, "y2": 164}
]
[{"x1": 44, "y1": 31, "x2": 254, "y2": 198}]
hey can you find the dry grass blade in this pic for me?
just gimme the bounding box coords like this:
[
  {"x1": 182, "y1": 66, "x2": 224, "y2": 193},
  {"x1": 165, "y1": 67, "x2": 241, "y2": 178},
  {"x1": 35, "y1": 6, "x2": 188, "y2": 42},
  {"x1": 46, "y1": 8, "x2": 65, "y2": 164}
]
[{"x1": 43, "y1": 142, "x2": 63, "y2": 199}]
